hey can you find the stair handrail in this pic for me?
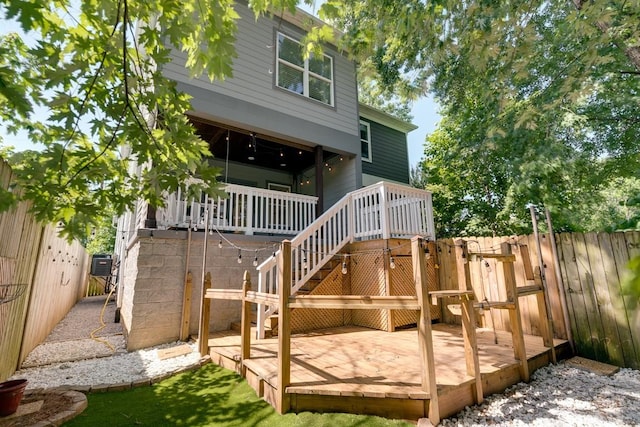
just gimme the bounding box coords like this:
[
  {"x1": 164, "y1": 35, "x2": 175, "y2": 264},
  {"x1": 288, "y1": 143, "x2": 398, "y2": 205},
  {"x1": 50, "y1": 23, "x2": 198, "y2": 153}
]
[
  {"x1": 255, "y1": 181, "x2": 435, "y2": 338},
  {"x1": 255, "y1": 191, "x2": 354, "y2": 337}
]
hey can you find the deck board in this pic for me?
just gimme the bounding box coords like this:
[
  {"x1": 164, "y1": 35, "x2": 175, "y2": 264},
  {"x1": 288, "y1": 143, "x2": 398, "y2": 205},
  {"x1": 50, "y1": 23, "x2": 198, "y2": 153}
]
[{"x1": 206, "y1": 323, "x2": 568, "y2": 420}]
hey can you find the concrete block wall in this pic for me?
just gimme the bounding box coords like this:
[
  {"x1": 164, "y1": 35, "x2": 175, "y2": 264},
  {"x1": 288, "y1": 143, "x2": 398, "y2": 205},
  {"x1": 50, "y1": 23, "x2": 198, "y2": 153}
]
[
  {"x1": 120, "y1": 239, "x2": 139, "y2": 341},
  {"x1": 121, "y1": 229, "x2": 284, "y2": 350}
]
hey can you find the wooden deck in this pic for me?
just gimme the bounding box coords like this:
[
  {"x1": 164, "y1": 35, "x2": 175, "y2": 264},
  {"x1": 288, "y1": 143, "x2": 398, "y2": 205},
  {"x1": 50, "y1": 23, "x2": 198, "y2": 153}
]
[{"x1": 205, "y1": 324, "x2": 570, "y2": 422}]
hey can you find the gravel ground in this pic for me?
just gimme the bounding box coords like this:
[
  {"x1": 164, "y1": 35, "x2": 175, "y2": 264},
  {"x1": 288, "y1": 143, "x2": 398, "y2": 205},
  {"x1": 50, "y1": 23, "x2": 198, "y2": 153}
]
[
  {"x1": 8, "y1": 296, "x2": 640, "y2": 425},
  {"x1": 11, "y1": 341, "x2": 203, "y2": 390},
  {"x1": 10, "y1": 295, "x2": 204, "y2": 390},
  {"x1": 440, "y1": 364, "x2": 640, "y2": 426}
]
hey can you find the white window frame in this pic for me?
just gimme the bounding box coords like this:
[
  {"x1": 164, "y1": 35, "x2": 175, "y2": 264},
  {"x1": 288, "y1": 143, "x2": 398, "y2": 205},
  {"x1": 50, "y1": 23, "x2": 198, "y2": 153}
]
[
  {"x1": 360, "y1": 120, "x2": 372, "y2": 163},
  {"x1": 276, "y1": 32, "x2": 334, "y2": 106}
]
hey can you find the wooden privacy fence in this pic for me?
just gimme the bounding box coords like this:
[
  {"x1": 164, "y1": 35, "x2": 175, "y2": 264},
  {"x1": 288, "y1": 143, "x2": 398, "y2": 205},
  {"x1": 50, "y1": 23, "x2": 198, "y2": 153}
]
[
  {"x1": 437, "y1": 231, "x2": 640, "y2": 369},
  {"x1": 556, "y1": 231, "x2": 640, "y2": 369},
  {"x1": 0, "y1": 158, "x2": 90, "y2": 380}
]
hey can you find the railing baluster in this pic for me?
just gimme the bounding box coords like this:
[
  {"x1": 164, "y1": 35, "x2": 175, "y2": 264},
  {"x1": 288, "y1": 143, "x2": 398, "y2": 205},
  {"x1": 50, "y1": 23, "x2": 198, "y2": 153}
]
[{"x1": 255, "y1": 181, "x2": 435, "y2": 339}]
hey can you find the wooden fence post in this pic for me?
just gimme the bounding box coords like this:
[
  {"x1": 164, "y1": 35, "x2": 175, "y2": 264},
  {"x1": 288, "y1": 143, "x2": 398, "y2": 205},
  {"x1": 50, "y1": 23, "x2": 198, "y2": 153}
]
[
  {"x1": 241, "y1": 271, "x2": 252, "y2": 365},
  {"x1": 198, "y1": 272, "x2": 212, "y2": 357},
  {"x1": 411, "y1": 237, "x2": 440, "y2": 425},
  {"x1": 454, "y1": 239, "x2": 483, "y2": 403},
  {"x1": 411, "y1": 236, "x2": 439, "y2": 425},
  {"x1": 180, "y1": 271, "x2": 193, "y2": 341},
  {"x1": 501, "y1": 243, "x2": 530, "y2": 381},
  {"x1": 277, "y1": 240, "x2": 292, "y2": 414}
]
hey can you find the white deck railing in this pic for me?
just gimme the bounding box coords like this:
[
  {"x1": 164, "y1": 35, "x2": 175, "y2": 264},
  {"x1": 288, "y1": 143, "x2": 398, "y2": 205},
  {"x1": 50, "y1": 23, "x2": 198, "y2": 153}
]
[
  {"x1": 156, "y1": 182, "x2": 318, "y2": 235},
  {"x1": 256, "y1": 181, "x2": 435, "y2": 338}
]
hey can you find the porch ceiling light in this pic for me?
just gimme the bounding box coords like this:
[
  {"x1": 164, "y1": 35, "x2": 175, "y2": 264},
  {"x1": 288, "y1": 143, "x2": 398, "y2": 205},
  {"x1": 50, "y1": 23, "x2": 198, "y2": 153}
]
[{"x1": 279, "y1": 148, "x2": 286, "y2": 166}]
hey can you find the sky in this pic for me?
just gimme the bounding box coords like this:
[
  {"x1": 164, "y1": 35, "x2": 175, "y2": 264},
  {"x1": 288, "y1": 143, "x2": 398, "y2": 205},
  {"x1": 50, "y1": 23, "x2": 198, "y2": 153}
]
[{"x1": 407, "y1": 96, "x2": 440, "y2": 168}]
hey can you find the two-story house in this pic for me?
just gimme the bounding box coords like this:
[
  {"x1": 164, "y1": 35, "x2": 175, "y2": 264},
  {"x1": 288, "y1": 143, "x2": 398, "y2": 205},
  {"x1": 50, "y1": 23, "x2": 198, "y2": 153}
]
[{"x1": 114, "y1": 4, "x2": 433, "y2": 351}]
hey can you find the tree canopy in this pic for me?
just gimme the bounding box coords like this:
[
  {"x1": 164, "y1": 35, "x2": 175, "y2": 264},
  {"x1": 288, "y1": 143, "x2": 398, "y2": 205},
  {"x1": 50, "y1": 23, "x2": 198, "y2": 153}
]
[
  {"x1": 0, "y1": 0, "x2": 282, "y2": 240},
  {"x1": 317, "y1": 0, "x2": 640, "y2": 235},
  {"x1": 1, "y1": 0, "x2": 639, "y2": 241}
]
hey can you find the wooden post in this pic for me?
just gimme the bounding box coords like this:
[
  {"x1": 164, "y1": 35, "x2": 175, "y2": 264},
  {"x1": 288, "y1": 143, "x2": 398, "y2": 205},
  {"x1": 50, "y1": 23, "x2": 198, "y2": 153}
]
[
  {"x1": 180, "y1": 225, "x2": 193, "y2": 341},
  {"x1": 180, "y1": 272, "x2": 193, "y2": 340},
  {"x1": 198, "y1": 272, "x2": 212, "y2": 357},
  {"x1": 385, "y1": 240, "x2": 395, "y2": 332},
  {"x1": 530, "y1": 206, "x2": 557, "y2": 363},
  {"x1": 411, "y1": 237, "x2": 439, "y2": 425},
  {"x1": 277, "y1": 240, "x2": 292, "y2": 414},
  {"x1": 501, "y1": 242, "x2": 530, "y2": 381},
  {"x1": 546, "y1": 208, "x2": 574, "y2": 350},
  {"x1": 241, "y1": 271, "x2": 252, "y2": 365},
  {"x1": 533, "y1": 267, "x2": 555, "y2": 351},
  {"x1": 454, "y1": 239, "x2": 483, "y2": 404},
  {"x1": 314, "y1": 146, "x2": 324, "y2": 213},
  {"x1": 144, "y1": 205, "x2": 157, "y2": 228}
]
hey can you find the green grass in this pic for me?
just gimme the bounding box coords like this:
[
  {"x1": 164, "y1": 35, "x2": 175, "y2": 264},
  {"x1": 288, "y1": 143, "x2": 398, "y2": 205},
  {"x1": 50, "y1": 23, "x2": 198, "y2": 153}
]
[{"x1": 65, "y1": 363, "x2": 414, "y2": 426}]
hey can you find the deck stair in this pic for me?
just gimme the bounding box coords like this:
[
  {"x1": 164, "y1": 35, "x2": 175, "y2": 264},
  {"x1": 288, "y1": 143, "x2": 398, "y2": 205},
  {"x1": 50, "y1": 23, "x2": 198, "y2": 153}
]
[
  {"x1": 255, "y1": 181, "x2": 435, "y2": 338},
  {"x1": 263, "y1": 257, "x2": 343, "y2": 336},
  {"x1": 296, "y1": 257, "x2": 342, "y2": 294},
  {"x1": 230, "y1": 312, "x2": 279, "y2": 337}
]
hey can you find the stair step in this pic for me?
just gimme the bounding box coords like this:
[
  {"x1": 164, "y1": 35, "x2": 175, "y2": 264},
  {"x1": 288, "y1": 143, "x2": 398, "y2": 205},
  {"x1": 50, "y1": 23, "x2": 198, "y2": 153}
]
[
  {"x1": 265, "y1": 314, "x2": 279, "y2": 330},
  {"x1": 230, "y1": 321, "x2": 275, "y2": 338}
]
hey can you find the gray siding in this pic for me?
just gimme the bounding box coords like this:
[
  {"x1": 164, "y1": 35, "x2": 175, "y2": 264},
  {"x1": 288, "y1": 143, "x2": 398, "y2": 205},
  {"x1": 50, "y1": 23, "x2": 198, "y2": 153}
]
[
  {"x1": 324, "y1": 156, "x2": 360, "y2": 207},
  {"x1": 210, "y1": 159, "x2": 294, "y2": 190},
  {"x1": 164, "y1": 4, "x2": 359, "y2": 155},
  {"x1": 361, "y1": 119, "x2": 410, "y2": 184}
]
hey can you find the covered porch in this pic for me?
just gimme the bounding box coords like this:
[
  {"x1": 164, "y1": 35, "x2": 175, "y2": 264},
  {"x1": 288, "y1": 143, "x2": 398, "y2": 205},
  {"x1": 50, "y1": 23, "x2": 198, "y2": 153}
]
[
  {"x1": 151, "y1": 116, "x2": 364, "y2": 234},
  {"x1": 156, "y1": 181, "x2": 318, "y2": 235}
]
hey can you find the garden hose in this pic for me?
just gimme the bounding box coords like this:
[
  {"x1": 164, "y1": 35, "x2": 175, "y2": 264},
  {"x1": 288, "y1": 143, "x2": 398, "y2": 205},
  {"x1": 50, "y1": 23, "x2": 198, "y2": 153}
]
[{"x1": 90, "y1": 285, "x2": 117, "y2": 352}]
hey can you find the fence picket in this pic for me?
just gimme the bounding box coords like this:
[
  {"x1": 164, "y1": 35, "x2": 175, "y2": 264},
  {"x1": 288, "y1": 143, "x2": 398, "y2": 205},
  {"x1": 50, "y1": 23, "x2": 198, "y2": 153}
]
[
  {"x1": 583, "y1": 233, "x2": 624, "y2": 365},
  {"x1": 0, "y1": 159, "x2": 89, "y2": 380},
  {"x1": 540, "y1": 233, "x2": 566, "y2": 339},
  {"x1": 598, "y1": 232, "x2": 637, "y2": 368},
  {"x1": 575, "y1": 233, "x2": 609, "y2": 362},
  {"x1": 624, "y1": 232, "x2": 640, "y2": 367}
]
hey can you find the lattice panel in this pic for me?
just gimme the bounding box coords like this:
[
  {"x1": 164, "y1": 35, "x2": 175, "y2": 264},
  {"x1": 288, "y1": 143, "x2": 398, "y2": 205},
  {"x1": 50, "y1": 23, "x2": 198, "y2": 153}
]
[
  {"x1": 426, "y1": 241, "x2": 441, "y2": 321},
  {"x1": 291, "y1": 265, "x2": 346, "y2": 333},
  {"x1": 389, "y1": 252, "x2": 440, "y2": 328},
  {"x1": 390, "y1": 256, "x2": 418, "y2": 328},
  {"x1": 350, "y1": 252, "x2": 387, "y2": 330}
]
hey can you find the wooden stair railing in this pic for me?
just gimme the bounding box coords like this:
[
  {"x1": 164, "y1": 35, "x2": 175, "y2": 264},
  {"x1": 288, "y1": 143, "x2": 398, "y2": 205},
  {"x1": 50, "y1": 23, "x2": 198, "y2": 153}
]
[
  {"x1": 255, "y1": 182, "x2": 436, "y2": 339},
  {"x1": 456, "y1": 240, "x2": 557, "y2": 382}
]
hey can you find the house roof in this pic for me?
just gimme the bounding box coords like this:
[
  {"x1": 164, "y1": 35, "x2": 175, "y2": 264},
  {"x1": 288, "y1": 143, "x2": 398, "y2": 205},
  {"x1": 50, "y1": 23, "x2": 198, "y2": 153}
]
[{"x1": 359, "y1": 104, "x2": 418, "y2": 134}]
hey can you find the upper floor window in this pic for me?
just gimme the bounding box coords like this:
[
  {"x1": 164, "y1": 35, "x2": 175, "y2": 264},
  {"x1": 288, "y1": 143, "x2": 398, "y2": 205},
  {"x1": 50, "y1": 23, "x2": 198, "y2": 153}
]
[
  {"x1": 360, "y1": 121, "x2": 371, "y2": 162},
  {"x1": 276, "y1": 32, "x2": 334, "y2": 106}
]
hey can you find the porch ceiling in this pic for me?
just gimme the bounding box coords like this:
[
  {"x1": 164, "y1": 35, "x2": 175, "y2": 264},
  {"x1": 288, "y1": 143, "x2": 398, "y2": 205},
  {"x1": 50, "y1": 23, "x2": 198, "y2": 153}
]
[{"x1": 191, "y1": 119, "x2": 317, "y2": 174}]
